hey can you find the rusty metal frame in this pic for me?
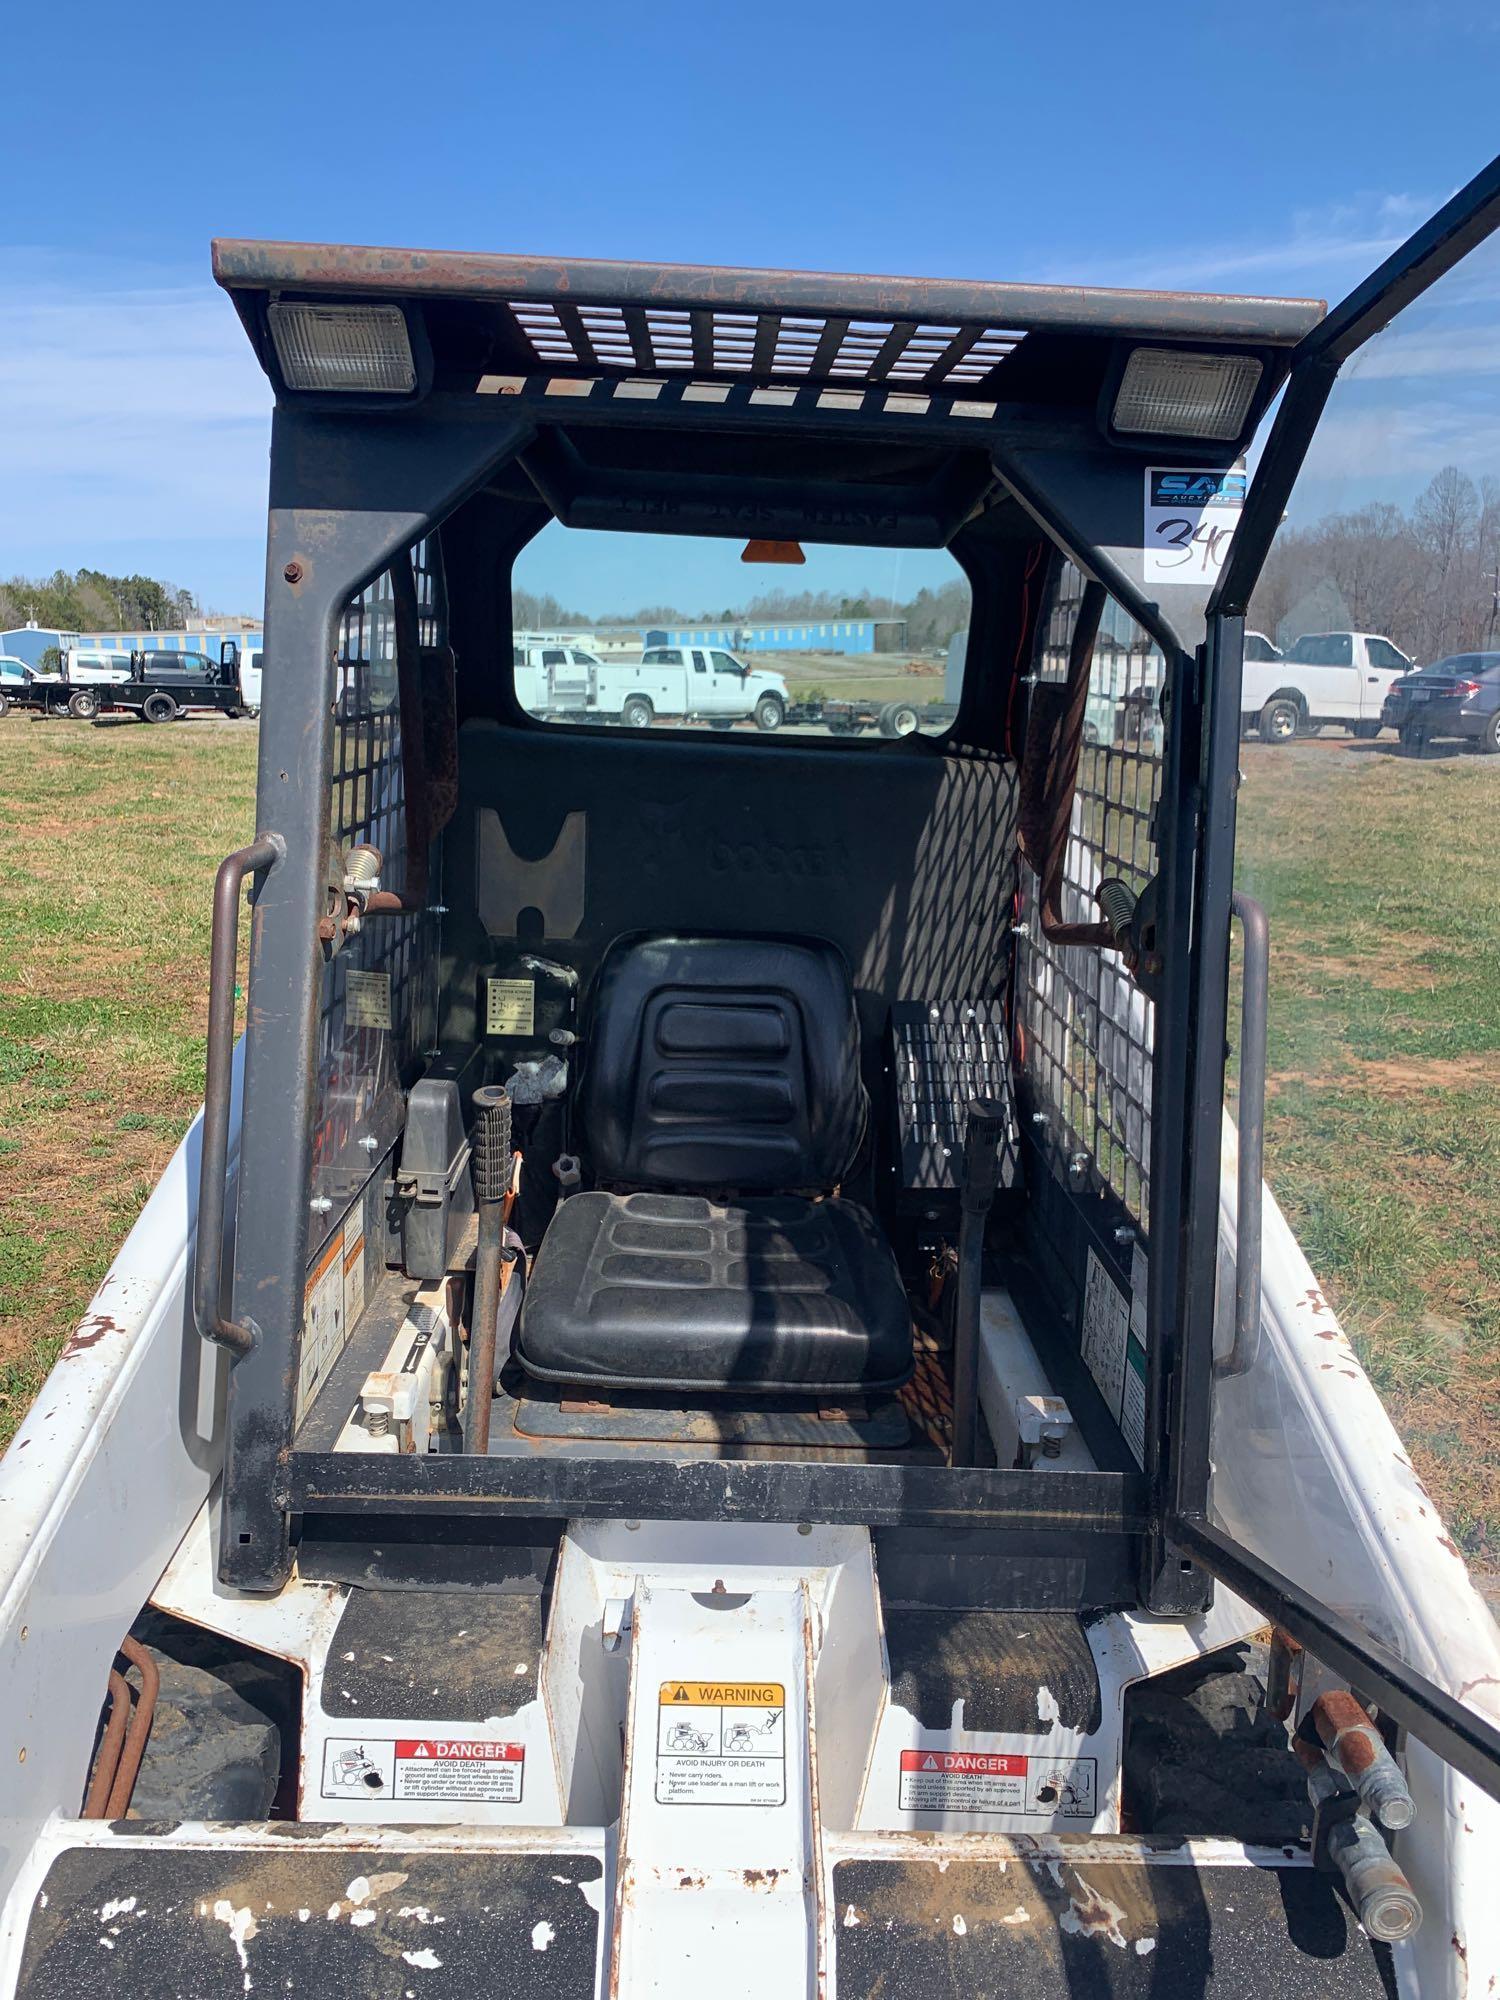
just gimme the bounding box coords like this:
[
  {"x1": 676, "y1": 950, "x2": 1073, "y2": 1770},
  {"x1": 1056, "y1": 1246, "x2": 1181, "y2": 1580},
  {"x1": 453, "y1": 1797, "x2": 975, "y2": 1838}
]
[{"x1": 214, "y1": 238, "x2": 1324, "y2": 346}]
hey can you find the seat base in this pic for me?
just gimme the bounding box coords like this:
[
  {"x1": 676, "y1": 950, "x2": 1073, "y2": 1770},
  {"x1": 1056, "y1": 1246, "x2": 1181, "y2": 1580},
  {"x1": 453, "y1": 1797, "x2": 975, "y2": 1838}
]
[
  {"x1": 510, "y1": 1374, "x2": 911, "y2": 1448},
  {"x1": 515, "y1": 1190, "x2": 914, "y2": 1397}
]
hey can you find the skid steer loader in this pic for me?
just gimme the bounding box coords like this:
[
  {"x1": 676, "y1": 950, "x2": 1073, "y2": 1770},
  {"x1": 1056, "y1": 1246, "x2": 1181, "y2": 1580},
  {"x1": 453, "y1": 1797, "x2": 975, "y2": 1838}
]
[{"x1": 3, "y1": 157, "x2": 1499, "y2": 1997}]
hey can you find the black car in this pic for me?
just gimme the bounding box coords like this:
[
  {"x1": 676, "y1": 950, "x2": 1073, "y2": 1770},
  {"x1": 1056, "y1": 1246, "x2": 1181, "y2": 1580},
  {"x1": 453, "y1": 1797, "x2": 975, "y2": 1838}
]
[{"x1": 1381, "y1": 651, "x2": 1500, "y2": 752}]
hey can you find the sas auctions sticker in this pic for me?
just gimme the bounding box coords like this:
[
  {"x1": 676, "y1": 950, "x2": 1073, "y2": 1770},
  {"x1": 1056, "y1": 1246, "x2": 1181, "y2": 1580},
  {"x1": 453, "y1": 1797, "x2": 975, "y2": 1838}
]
[
  {"x1": 898, "y1": 1749, "x2": 1096, "y2": 1818},
  {"x1": 1142, "y1": 465, "x2": 1246, "y2": 586},
  {"x1": 321, "y1": 1736, "x2": 524, "y2": 1804}
]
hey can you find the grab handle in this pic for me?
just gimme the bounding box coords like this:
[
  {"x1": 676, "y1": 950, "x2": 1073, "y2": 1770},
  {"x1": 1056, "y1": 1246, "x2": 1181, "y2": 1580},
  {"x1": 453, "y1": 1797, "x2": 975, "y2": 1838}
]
[
  {"x1": 1219, "y1": 892, "x2": 1269, "y2": 1377},
  {"x1": 194, "y1": 834, "x2": 282, "y2": 1358}
]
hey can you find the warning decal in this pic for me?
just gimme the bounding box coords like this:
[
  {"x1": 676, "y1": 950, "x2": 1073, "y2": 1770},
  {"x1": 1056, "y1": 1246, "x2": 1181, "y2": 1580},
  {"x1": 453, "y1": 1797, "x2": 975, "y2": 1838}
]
[
  {"x1": 899, "y1": 1750, "x2": 1096, "y2": 1818},
  {"x1": 320, "y1": 1736, "x2": 524, "y2": 1804},
  {"x1": 655, "y1": 1680, "x2": 786, "y2": 1806}
]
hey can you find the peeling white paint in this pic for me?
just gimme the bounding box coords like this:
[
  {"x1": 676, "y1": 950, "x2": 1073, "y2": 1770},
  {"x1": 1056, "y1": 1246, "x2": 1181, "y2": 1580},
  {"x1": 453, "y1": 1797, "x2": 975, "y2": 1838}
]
[
  {"x1": 1060, "y1": 1888, "x2": 1128, "y2": 1951},
  {"x1": 99, "y1": 1896, "x2": 136, "y2": 1922},
  {"x1": 402, "y1": 1946, "x2": 443, "y2": 1970},
  {"x1": 531, "y1": 1920, "x2": 555, "y2": 1951},
  {"x1": 211, "y1": 1898, "x2": 259, "y2": 1992},
  {"x1": 952, "y1": 1914, "x2": 968, "y2": 1936},
  {"x1": 350, "y1": 1909, "x2": 377, "y2": 1928},
  {"x1": 297, "y1": 1910, "x2": 310, "y2": 1923},
  {"x1": 1037, "y1": 1684, "x2": 1061, "y2": 1724},
  {"x1": 1001, "y1": 1908, "x2": 1031, "y2": 1926},
  {"x1": 843, "y1": 1905, "x2": 861, "y2": 1928},
  {"x1": 398, "y1": 1906, "x2": 444, "y2": 1924},
  {"x1": 1136, "y1": 1937, "x2": 1157, "y2": 1956}
]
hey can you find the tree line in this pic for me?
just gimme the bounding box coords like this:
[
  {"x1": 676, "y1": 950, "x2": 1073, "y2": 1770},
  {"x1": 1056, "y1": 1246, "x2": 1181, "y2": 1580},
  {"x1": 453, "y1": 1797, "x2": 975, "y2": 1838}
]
[
  {"x1": 1252, "y1": 466, "x2": 1500, "y2": 662},
  {"x1": 0, "y1": 568, "x2": 201, "y2": 635}
]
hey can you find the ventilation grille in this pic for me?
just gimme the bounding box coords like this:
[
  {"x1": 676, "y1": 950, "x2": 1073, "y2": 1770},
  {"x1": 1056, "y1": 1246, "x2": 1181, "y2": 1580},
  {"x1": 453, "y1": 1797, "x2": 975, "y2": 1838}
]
[{"x1": 507, "y1": 303, "x2": 1025, "y2": 386}]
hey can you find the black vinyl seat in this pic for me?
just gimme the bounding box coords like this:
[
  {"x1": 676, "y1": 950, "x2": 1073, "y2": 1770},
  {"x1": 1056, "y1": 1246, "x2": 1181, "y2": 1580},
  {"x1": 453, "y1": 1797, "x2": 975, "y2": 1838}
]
[{"x1": 515, "y1": 935, "x2": 912, "y2": 1396}]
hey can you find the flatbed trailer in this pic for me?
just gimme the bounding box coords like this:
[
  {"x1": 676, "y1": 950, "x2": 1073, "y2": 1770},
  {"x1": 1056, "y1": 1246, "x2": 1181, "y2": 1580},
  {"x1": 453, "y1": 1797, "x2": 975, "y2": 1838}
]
[{"x1": 3, "y1": 156, "x2": 1500, "y2": 1999}]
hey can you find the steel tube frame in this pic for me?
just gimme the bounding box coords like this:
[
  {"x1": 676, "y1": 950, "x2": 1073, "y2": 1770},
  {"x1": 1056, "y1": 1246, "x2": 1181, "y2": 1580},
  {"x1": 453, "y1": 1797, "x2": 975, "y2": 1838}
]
[
  {"x1": 195, "y1": 833, "x2": 282, "y2": 1358},
  {"x1": 217, "y1": 402, "x2": 532, "y2": 1589},
  {"x1": 1220, "y1": 893, "x2": 1268, "y2": 1378}
]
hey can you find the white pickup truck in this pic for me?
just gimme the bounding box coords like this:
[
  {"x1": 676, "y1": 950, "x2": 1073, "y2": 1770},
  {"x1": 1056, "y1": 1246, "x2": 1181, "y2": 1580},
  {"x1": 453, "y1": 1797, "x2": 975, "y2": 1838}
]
[
  {"x1": 515, "y1": 640, "x2": 790, "y2": 731},
  {"x1": 1242, "y1": 630, "x2": 1414, "y2": 742}
]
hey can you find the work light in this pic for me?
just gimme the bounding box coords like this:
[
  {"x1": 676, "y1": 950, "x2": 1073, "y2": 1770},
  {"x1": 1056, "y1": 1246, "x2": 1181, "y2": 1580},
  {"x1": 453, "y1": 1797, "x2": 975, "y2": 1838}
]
[
  {"x1": 267, "y1": 302, "x2": 417, "y2": 394},
  {"x1": 1112, "y1": 348, "x2": 1263, "y2": 441}
]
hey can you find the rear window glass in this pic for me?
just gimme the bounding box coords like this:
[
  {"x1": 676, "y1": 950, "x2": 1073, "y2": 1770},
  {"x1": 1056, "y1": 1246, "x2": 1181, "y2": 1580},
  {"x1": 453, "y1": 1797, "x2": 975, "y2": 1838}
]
[
  {"x1": 1365, "y1": 638, "x2": 1409, "y2": 669},
  {"x1": 1288, "y1": 633, "x2": 1353, "y2": 666},
  {"x1": 511, "y1": 525, "x2": 971, "y2": 740}
]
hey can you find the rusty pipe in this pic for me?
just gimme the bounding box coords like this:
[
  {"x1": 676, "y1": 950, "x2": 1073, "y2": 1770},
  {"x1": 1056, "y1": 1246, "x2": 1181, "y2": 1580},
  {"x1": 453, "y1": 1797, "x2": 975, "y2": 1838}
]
[
  {"x1": 1313, "y1": 1689, "x2": 1415, "y2": 1831},
  {"x1": 83, "y1": 1669, "x2": 132, "y2": 1818},
  {"x1": 106, "y1": 1637, "x2": 160, "y2": 1819}
]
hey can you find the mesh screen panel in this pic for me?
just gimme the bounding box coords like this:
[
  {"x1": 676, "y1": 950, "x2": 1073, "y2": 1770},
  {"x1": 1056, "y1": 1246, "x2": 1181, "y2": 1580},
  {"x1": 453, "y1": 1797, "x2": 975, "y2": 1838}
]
[
  {"x1": 310, "y1": 542, "x2": 442, "y2": 1221},
  {"x1": 1016, "y1": 565, "x2": 1164, "y2": 1225}
]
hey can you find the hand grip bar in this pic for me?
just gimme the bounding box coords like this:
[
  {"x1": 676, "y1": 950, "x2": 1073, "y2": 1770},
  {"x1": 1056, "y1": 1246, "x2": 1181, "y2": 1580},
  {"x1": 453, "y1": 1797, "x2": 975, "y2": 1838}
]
[
  {"x1": 194, "y1": 834, "x2": 282, "y2": 1358},
  {"x1": 1219, "y1": 891, "x2": 1269, "y2": 1377}
]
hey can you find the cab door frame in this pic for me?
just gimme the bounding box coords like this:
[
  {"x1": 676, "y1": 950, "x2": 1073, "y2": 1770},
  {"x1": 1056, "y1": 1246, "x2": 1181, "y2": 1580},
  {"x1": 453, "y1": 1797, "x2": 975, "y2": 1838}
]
[{"x1": 1165, "y1": 152, "x2": 1500, "y2": 1798}]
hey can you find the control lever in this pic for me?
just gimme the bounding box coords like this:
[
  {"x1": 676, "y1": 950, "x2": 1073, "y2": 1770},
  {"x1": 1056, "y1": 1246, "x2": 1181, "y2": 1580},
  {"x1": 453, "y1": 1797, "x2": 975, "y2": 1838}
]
[
  {"x1": 950, "y1": 1099, "x2": 1007, "y2": 1467},
  {"x1": 464, "y1": 1085, "x2": 512, "y2": 1454}
]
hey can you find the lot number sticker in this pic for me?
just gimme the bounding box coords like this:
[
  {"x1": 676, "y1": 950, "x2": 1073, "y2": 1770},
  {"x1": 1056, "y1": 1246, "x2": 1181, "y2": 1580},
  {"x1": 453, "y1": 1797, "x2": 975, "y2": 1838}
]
[
  {"x1": 321, "y1": 1736, "x2": 524, "y2": 1804},
  {"x1": 656, "y1": 1680, "x2": 786, "y2": 1806},
  {"x1": 898, "y1": 1749, "x2": 1096, "y2": 1817},
  {"x1": 1143, "y1": 466, "x2": 1246, "y2": 585}
]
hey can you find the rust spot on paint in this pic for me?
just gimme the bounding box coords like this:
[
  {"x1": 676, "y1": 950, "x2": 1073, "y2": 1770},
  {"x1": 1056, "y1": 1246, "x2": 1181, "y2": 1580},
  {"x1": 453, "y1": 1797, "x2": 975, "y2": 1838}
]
[
  {"x1": 1315, "y1": 1329, "x2": 1338, "y2": 1341},
  {"x1": 1438, "y1": 1537, "x2": 1461, "y2": 1558},
  {"x1": 62, "y1": 1313, "x2": 127, "y2": 1356},
  {"x1": 742, "y1": 1868, "x2": 783, "y2": 1891}
]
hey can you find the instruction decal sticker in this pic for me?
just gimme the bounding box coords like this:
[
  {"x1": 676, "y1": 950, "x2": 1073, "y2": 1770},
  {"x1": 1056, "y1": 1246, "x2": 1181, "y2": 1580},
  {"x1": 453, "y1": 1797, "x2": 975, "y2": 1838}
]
[
  {"x1": 1143, "y1": 466, "x2": 1245, "y2": 585},
  {"x1": 898, "y1": 1749, "x2": 1096, "y2": 1817},
  {"x1": 1081, "y1": 1247, "x2": 1148, "y2": 1465},
  {"x1": 321, "y1": 1736, "x2": 524, "y2": 1804},
  {"x1": 344, "y1": 967, "x2": 392, "y2": 1032},
  {"x1": 485, "y1": 977, "x2": 536, "y2": 1037},
  {"x1": 655, "y1": 1680, "x2": 786, "y2": 1805}
]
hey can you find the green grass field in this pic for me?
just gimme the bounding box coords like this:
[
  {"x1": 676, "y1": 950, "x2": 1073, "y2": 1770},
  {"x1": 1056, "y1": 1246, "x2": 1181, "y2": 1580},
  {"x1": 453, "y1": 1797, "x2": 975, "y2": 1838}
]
[{"x1": 0, "y1": 719, "x2": 1494, "y2": 1568}]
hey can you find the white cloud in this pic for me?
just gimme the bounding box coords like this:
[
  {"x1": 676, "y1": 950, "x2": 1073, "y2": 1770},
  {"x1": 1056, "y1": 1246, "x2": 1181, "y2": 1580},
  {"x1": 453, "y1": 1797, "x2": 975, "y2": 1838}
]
[
  {"x1": 0, "y1": 251, "x2": 272, "y2": 607},
  {"x1": 1044, "y1": 189, "x2": 1451, "y2": 297}
]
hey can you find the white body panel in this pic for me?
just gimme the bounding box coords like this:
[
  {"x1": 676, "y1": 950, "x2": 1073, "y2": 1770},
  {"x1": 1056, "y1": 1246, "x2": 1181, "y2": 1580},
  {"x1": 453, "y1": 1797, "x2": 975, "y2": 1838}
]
[
  {"x1": 62, "y1": 648, "x2": 131, "y2": 684},
  {"x1": 0, "y1": 1042, "x2": 1498, "y2": 1991}
]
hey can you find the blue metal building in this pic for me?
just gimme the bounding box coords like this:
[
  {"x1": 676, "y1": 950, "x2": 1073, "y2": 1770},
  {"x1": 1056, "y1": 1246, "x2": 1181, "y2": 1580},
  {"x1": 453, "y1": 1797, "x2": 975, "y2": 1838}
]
[
  {"x1": 0, "y1": 626, "x2": 79, "y2": 668},
  {"x1": 2, "y1": 624, "x2": 264, "y2": 666},
  {"x1": 663, "y1": 616, "x2": 904, "y2": 655}
]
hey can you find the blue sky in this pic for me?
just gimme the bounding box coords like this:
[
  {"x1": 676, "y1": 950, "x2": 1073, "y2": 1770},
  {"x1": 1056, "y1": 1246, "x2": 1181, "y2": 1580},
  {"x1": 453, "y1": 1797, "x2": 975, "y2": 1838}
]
[{"x1": 3, "y1": 0, "x2": 1497, "y2": 615}]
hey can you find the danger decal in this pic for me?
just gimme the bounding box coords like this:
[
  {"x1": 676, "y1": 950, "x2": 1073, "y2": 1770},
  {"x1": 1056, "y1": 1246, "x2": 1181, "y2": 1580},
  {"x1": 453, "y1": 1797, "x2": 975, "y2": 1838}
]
[
  {"x1": 320, "y1": 1736, "x2": 525, "y2": 1804},
  {"x1": 898, "y1": 1749, "x2": 1096, "y2": 1817}
]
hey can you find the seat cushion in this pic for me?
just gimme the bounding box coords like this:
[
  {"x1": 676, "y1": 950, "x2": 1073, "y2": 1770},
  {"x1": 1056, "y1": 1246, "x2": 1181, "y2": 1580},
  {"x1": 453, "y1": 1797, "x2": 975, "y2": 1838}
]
[
  {"x1": 515, "y1": 1191, "x2": 913, "y2": 1395},
  {"x1": 578, "y1": 934, "x2": 867, "y2": 1192}
]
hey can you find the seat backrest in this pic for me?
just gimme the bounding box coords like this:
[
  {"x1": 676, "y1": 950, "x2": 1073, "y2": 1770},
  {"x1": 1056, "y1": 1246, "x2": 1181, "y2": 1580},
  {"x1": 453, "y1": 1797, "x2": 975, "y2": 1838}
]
[{"x1": 578, "y1": 933, "x2": 867, "y2": 1192}]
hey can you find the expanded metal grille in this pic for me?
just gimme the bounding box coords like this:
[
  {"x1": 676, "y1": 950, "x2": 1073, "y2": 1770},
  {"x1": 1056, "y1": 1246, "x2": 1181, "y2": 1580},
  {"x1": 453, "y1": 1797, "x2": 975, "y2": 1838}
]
[
  {"x1": 310, "y1": 542, "x2": 441, "y2": 1216},
  {"x1": 1017, "y1": 566, "x2": 1165, "y2": 1225},
  {"x1": 508, "y1": 300, "x2": 1025, "y2": 388}
]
